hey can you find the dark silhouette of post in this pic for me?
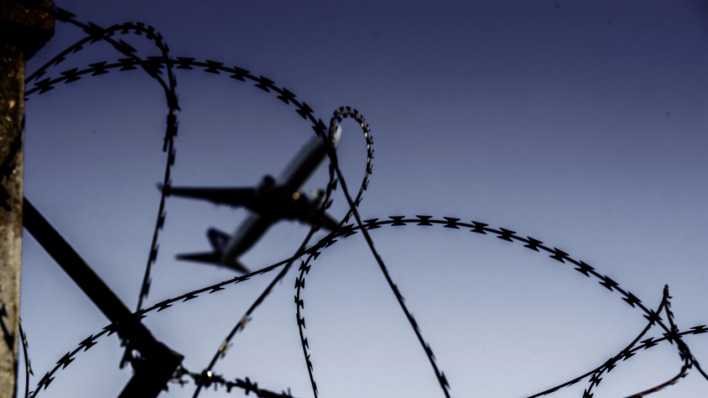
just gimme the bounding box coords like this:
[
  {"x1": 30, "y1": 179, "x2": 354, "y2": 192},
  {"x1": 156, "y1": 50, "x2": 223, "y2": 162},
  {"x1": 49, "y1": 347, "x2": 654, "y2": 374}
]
[
  {"x1": 0, "y1": 1, "x2": 54, "y2": 397},
  {"x1": 23, "y1": 199, "x2": 184, "y2": 398}
]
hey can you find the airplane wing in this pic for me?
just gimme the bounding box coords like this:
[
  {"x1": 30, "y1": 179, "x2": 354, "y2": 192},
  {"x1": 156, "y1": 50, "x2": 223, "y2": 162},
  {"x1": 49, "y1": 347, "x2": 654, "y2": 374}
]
[
  {"x1": 279, "y1": 126, "x2": 342, "y2": 191},
  {"x1": 298, "y1": 208, "x2": 339, "y2": 232},
  {"x1": 290, "y1": 193, "x2": 340, "y2": 231},
  {"x1": 160, "y1": 184, "x2": 257, "y2": 208},
  {"x1": 176, "y1": 251, "x2": 251, "y2": 274}
]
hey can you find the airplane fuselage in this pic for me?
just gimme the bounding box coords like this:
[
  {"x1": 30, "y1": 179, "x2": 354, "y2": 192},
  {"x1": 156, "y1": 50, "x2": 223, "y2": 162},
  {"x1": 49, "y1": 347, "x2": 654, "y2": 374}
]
[
  {"x1": 220, "y1": 184, "x2": 325, "y2": 262},
  {"x1": 169, "y1": 126, "x2": 342, "y2": 273}
]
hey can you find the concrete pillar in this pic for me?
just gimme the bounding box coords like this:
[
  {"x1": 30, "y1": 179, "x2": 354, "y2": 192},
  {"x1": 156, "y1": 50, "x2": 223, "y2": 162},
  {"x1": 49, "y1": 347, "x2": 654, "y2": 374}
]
[{"x1": 0, "y1": 1, "x2": 54, "y2": 397}]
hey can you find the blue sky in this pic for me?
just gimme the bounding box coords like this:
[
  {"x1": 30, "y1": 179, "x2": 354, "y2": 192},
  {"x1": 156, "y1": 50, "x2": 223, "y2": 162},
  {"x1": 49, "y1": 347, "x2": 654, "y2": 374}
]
[{"x1": 18, "y1": 0, "x2": 708, "y2": 397}]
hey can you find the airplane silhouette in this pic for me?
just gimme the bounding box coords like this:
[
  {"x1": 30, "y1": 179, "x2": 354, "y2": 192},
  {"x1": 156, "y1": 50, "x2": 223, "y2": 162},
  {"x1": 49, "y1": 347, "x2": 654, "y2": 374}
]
[{"x1": 161, "y1": 126, "x2": 342, "y2": 274}]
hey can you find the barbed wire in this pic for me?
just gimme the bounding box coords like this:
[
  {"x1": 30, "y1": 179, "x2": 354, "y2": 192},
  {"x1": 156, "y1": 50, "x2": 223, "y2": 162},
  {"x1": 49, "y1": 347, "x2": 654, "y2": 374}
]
[
  {"x1": 24, "y1": 44, "x2": 454, "y2": 397},
  {"x1": 187, "y1": 111, "x2": 374, "y2": 398},
  {"x1": 26, "y1": 257, "x2": 290, "y2": 397},
  {"x1": 293, "y1": 216, "x2": 708, "y2": 397},
  {"x1": 529, "y1": 288, "x2": 675, "y2": 398},
  {"x1": 34, "y1": 8, "x2": 181, "y2": 368},
  {"x1": 22, "y1": 15, "x2": 393, "y2": 396},
  {"x1": 22, "y1": 214, "x2": 708, "y2": 397},
  {"x1": 15, "y1": 5, "x2": 708, "y2": 398},
  {"x1": 171, "y1": 366, "x2": 297, "y2": 398},
  {"x1": 579, "y1": 286, "x2": 684, "y2": 397},
  {"x1": 18, "y1": 320, "x2": 33, "y2": 398},
  {"x1": 47, "y1": 8, "x2": 180, "y2": 314},
  {"x1": 618, "y1": 287, "x2": 693, "y2": 398}
]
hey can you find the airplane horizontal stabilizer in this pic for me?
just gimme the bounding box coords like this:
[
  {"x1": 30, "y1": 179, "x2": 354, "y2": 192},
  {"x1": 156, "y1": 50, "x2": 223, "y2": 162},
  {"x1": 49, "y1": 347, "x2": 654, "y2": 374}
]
[{"x1": 176, "y1": 251, "x2": 251, "y2": 274}]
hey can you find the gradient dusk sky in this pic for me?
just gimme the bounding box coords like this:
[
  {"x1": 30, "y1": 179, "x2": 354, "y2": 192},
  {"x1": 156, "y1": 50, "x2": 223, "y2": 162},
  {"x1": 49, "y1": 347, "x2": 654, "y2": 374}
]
[{"x1": 17, "y1": 1, "x2": 708, "y2": 397}]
